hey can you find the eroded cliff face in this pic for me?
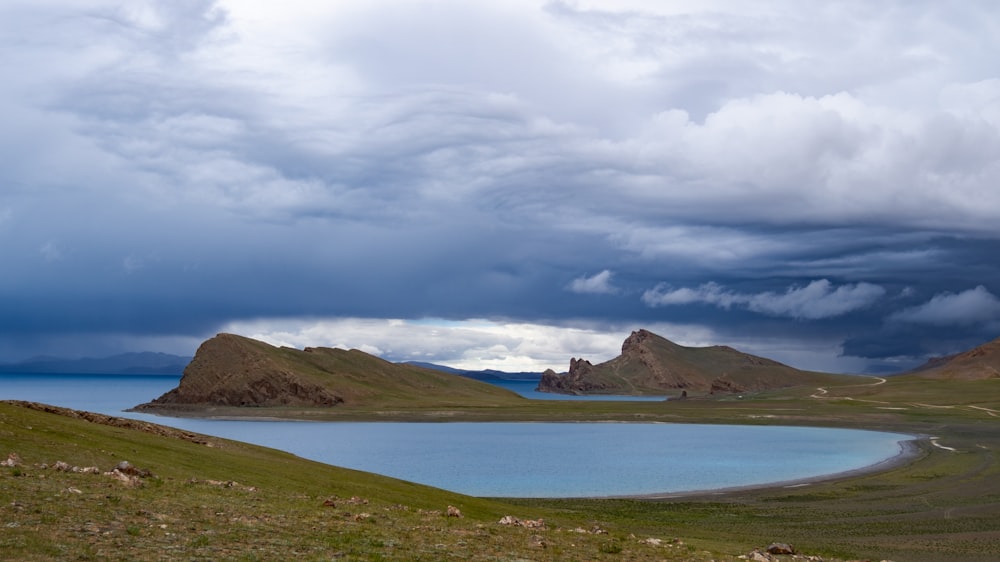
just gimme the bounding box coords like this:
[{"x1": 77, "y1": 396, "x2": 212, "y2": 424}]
[
  {"x1": 537, "y1": 359, "x2": 615, "y2": 394},
  {"x1": 136, "y1": 334, "x2": 344, "y2": 409}
]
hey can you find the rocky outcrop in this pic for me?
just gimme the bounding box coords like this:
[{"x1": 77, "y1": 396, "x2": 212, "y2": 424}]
[
  {"x1": 537, "y1": 359, "x2": 615, "y2": 394},
  {"x1": 537, "y1": 329, "x2": 819, "y2": 396},
  {"x1": 709, "y1": 377, "x2": 746, "y2": 394},
  {"x1": 6, "y1": 401, "x2": 216, "y2": 445}
]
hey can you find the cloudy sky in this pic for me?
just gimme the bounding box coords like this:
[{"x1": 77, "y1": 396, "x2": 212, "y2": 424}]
[{"x1": 2, "y1": 0, "x2": 999, "y2": 374}]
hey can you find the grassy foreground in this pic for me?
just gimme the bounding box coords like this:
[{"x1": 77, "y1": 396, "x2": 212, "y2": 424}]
[{"x1": 3, "y1": 373, "x2": 1000, "y2": 560}]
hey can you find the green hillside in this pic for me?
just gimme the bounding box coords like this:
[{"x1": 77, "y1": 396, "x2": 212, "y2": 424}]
[
  {"x1": 538, "y1": 329, "x2": 856, "y2": 396},
  {"x1": 902, "y1": 335, "x2": 1000, "y2": 380},
  {"x1": 133, "y1": 333, "x2": 524, "y2": 415}
]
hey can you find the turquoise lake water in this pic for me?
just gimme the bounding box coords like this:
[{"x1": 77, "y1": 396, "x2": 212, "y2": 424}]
[{"x1": 0, "y1": 373, "x2": 912, "y2": 497}]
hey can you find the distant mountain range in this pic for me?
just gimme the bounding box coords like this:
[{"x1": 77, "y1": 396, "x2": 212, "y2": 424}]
[
  {"x1": 401, "y1": 362, "x2": 543, "y2": 382},
  {"x1": 0, "y1": 352, "x2": 191, "y2": 375}
]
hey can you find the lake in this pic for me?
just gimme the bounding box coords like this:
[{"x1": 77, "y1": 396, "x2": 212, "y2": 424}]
[{"x1": 0, "y1": 373, "x2": 913, "y2": 497}]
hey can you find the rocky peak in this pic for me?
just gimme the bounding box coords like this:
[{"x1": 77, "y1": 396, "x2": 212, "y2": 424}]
[
  {"x1": 621, "y1": 329, "x2": 653, "y2": 354},
  {"x1": 568, "y1": 357, "x2": 593, "y2": 377}
]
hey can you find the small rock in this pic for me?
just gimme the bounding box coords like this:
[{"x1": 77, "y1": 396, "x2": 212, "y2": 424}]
[
  {"x1": 105, "y1": 469, "x2": 142, "y2": 488},
  {"x1": 1, "y1": 453, "x2": 21, "y2": 467},
  {"x1": 523, "y1": 518, "x2": 546, "y2": 529},
  {"x1": 498, "y1": 515, "x2": 521, "y2": 526},
  {"x1": 114, "y1": 461, "x2": 152, "y2": 478},
  {"x1": 747, "y1": 549, "x2": 774, "y2": 562},
  {"x1": 767, "y1": 542, "x2": 795, "y2": 555}
]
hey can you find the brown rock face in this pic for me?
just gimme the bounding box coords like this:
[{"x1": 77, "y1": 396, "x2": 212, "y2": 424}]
[
  {"x1": 537, "y1": 358, "x2": 619, "y2": 394},
  {"x1": 139, "y1": 334, "x2": 344, "y2": 408}
]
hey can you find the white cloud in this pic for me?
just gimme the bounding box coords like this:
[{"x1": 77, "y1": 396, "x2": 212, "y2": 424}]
[
  {"x1": 640, "y1": 282, "x2": 740, "y2": 308},
  {"x1": 219, "y1": 316, "x2": 868, "y2": 373},
  {"x1": 890, "y1": 285, "x2": 1000, "y2": 326},
  {"x1": 643, "y1": 279, "x2": 886, "y2": 320},
  {"x1": 221, "y1": 317, "x2": 632, "y2": 372},
  {"x1": 746, "y1": 280, "x2": 886, "y2": 320},
  {"x1": 568, "y1": 269, "x2": 617, "y2": 294}
]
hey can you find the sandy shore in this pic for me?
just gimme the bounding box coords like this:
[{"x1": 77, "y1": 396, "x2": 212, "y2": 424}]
[{"x1": 609, "y1": 436, "x2": 926, "y2": 500}]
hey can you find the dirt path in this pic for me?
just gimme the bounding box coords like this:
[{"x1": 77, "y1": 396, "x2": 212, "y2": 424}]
[
  {"x1": 810, "y1": 376, "x2": 887, "y2": 402},
  {"x1": 810, "y1": 377, "x2": 1000, "y2": 419},
  {"x1": 968, "y1": 405, "x2": 1000, "y2": 417}
]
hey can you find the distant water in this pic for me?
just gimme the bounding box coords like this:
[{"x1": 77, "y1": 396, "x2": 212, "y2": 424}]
[
  {"x1": 489, "y1": 379, "x2": 668, "y2": 401},
  {"x1": 0, "y1": 373, "x2": 911, "y2": 497}
]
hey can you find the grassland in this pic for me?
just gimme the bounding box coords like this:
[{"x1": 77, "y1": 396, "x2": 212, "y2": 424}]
[{"x1": 3, "y1": 372, "x2": 1000, "y2": 561}]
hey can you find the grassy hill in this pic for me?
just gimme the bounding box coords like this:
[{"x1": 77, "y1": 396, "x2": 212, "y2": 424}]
[
  {"x1": 902, "y1": 335, "x2": 1000, "y2": 380},
  {"x1": 132, "y1": 334, "x2": 524, "y2": 415},
  {"x1": 0, "y1": 400, "x2": 757, "y2": 561},
  {"x1": 538, "y1": 329, "x2": 855, "y2": 396}
]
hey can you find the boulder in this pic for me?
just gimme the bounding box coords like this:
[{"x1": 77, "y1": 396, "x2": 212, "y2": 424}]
[
  {"x1": 1, "y1": 452, "x2": 21, "y2": 467},
  {"x1": 767, "y1": 542, "x2": 795, "y2": 555},
  {"x1": 498, "y1": 515, "x2": 521, "y2": 526}
]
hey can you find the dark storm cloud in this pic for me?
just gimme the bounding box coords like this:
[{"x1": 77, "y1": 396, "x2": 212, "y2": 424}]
[{"x1": 1, "y1": 0, "x2": 999, "y2": 371}]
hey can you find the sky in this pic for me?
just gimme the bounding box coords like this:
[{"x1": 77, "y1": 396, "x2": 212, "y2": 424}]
[{"x1": 2, "y1": 0, "x2": 999, "y2": 374}]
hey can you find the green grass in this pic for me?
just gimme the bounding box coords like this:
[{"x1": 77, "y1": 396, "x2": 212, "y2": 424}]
[
  {"x1": 3, "y1": 372, "x2": 1000, "y2": 561},
  {"x1": 0, "y1": 401, "x2": 720, "y2": 561}
]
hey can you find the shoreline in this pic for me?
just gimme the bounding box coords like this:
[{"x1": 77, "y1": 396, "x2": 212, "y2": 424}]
[
  {"x1": 603, "y1": 436, "x2": 925, "y2": 500},
  {"x1": 15, "y1": 400, "x2": 931, "y2": 502}
]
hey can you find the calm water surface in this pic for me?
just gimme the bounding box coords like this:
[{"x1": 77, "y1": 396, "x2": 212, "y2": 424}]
[{"x1": 1, "y1": 373, "x2": 912, "y2": 497}]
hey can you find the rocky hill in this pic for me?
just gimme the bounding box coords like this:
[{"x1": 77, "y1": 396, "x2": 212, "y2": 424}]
[
  {"x1": 904, "y1": 336, "x2": 1000, "y2": 380},
  {"x1": 132, "y1": 334, "x2": 522, "y2": 412},
  {"x1": 537, "y1": 329, "x2": 842, "y2": 396}
]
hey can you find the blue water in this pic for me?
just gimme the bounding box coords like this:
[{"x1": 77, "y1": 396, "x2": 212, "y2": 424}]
[
  {"x1": 490, "y1": 379, "x2": 667, "y2": 401},
  {"x1": 0, "y1": 373, "x2": 912, "y2": 497}
]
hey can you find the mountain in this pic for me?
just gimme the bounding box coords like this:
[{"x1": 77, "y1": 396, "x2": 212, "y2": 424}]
[
  {"x1": 537, "y1": 329, "x2": 844, "y2": 396},
  {"x1": 132, "y1": 333, "x2": 523, "y2": 412},
  {"x1": 903, "y1": 336, "x2": 1000, "y2": 380},
  {"x1": 403, "y1": 361, "x2": 543, "y2": 382},
  {"x1": 0, "y1": 352, "x2": 191, "y2": 375}
]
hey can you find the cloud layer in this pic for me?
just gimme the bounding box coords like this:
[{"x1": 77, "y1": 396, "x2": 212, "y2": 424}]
[
  {"x1": 643, "y1": 280, "x2": 886, "y2": 320},
  {"x1": 1, "y1": 1, "x2": 999, "y2": 372}
]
